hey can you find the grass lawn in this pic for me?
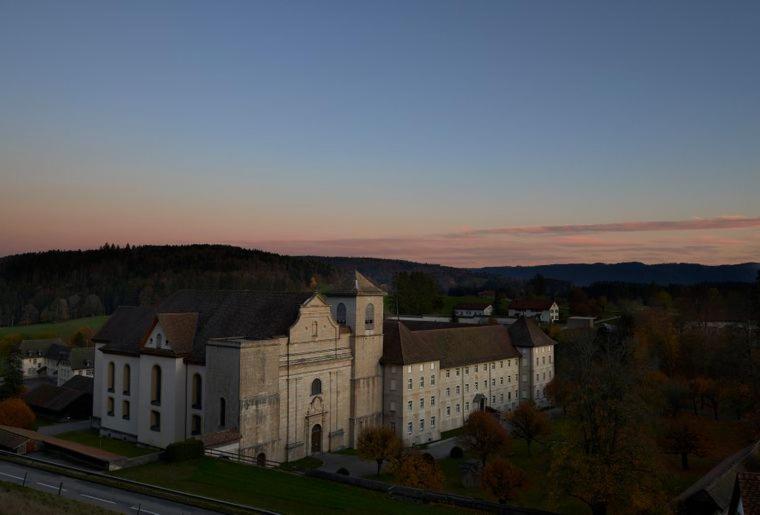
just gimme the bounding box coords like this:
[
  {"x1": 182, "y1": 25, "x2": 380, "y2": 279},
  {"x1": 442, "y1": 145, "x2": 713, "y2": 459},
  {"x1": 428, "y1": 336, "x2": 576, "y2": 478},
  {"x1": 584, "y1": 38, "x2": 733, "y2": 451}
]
[
  {"x1": 278, "y1": 456, "x2": 323, "y2": 472},
  {"x1": 56, "y1": 429, "x2": 156, "y2": 458},
  {"x1": 0, "y1": 316, "x2": 109, "y2": 342},
  {"x1": 114, "y1": 457, "x2": 459, "y2": 514},
  {"x1": 0, "y1": 480, "x2": 115, "y2": 514}
]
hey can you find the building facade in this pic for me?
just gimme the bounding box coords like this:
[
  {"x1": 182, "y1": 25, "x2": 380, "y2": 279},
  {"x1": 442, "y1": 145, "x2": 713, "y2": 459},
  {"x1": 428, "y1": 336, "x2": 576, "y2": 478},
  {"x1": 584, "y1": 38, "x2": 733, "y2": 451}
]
[
  {"x1": 19, "y1": 339, "x2": 95, "y2": 385},
  {"x1": 92, "y1": 272, "x2": 556, "y2": 460},
  {"x1": 508, "y1": 299, "x2": 560, "y2": 323}
]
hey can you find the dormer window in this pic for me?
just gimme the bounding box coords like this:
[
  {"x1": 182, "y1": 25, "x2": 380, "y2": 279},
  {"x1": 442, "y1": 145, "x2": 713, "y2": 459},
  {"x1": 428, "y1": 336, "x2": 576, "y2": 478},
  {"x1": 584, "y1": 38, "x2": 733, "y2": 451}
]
[{"x1": 156, "y1": 333, "x2": 163, "y2": 347}]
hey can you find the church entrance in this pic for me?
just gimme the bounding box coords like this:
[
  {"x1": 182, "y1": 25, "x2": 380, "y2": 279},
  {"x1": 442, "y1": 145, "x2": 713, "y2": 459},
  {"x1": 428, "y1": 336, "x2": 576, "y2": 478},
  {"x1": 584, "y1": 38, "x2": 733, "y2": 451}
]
[{"x1": 311, "y1": 424, "x2": 322, "y2": 454}]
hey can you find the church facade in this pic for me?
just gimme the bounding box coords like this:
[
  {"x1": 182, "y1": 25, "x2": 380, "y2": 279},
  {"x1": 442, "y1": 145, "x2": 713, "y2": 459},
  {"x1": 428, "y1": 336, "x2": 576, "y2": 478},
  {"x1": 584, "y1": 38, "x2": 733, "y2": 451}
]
[{"x1": 92, "y1": 272, "x2": 554, "y2": 462}]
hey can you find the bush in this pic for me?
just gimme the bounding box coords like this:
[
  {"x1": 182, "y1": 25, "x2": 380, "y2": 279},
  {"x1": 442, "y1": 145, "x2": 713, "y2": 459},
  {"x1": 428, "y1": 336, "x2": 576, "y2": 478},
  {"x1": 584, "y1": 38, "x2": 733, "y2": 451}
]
[
  {"x1": 0, "y1": 398, "x2": 35, "y2": 429},
  {"x1": 336, "y1": 467, "x2": 350, "y2": 476},
  {"x1": 422, "y1": 452, "x2": 435, "y2": 464},
  {"x1": 449, "y1": 446, "x2": 464, "y2": 459},
  {"x1": 164, "y1": 439, "x2": 204, "y2": 462}
]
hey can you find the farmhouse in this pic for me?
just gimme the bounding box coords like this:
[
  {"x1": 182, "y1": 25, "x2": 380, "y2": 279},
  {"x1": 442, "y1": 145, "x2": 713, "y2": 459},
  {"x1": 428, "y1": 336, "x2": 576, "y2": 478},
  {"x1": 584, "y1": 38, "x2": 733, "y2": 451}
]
[{"x1": 507, "y1": 299, "x2": 559, "y2": 323}]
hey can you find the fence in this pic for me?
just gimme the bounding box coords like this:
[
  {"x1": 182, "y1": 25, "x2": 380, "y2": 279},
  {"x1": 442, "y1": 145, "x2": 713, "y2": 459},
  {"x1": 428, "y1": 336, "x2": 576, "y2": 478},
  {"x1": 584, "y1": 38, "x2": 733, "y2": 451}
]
[{"x1": 204, "y1": 447, "x2": 281, "y2": 468}]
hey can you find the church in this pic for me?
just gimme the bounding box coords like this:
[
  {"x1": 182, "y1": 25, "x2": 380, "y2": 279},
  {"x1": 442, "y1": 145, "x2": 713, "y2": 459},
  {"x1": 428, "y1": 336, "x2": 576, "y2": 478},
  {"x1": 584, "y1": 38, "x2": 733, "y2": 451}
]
[{"x1": 92, "y1": 271, "x2": 555, "y2": 462}]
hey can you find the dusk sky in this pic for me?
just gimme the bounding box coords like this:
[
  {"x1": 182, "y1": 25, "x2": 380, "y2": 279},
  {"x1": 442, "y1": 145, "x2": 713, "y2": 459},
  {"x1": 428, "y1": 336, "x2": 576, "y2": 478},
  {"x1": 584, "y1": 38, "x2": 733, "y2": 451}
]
[{"x1": 1, "y1": 1, "x2": 759, "y2": 266}]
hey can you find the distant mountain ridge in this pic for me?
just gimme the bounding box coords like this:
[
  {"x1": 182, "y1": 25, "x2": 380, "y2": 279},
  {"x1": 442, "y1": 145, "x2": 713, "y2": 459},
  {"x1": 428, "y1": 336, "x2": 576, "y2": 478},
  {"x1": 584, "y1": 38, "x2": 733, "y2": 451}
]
[{"x1": 476, "y1": 262, "x2": 760, "y2": 286}]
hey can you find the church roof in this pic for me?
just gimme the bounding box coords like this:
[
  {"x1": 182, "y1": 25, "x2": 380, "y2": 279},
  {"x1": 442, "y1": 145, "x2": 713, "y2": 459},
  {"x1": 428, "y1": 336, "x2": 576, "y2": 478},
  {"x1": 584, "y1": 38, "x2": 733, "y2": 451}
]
[
  {"x1": 507, "y1": 317, "x2": 557, "y2": 348},
  {"x1": 382, "y1": 320, "x2": 520, "y2": 368},
  {"x1": 95, "y1": 290, "x2": 313, "y2": 361},
  {"x1": 325, "y1": 270, "x2": 386, "y2": 296}
]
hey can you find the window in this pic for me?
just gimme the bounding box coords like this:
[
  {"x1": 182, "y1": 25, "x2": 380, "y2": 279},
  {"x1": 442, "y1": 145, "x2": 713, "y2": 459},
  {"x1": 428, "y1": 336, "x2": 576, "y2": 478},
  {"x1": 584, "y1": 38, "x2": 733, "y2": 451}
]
[
  {"x1": 122, "y1": 364, "x2": 130, "y2": 395},
  {"x1": 419, "y1": 364, "x2": 423, "y2": 372},
  {"x1": 407, "y1": 365, "x2": 411, "y2": 373},
  {"x1": 408, "y1": 401, "x2": 413, "y2": 411},
  {"x1": 491, "y1": 363, "x2": 495, "y2": 369},
  {"x1": 150, "y1": 410, "x2": 161, "y2": 431},
  {"x1": 446, "y1": 406, "x2": 451, "y2": 416},
  {"x1": 431, "y1": 396, "x2": 435, "y2": 406},
  {"x1": 192, "y1": 373, "x2": 202, "y2": 409},
  {"x1": 336, "y1": 303, "x2": 346, "y2": 324},
  {"x1": 431, "y1": 416, "x2": 436, "y2": 428},
  {"x1": 156, "y1": 333, "x2": 163, "y2": 347},
  {"x1": 151, "y1": 365, "x2": 162, "y2": 405},
  {"x1": 408, "y1": 378, "x2": 412, "y2": 390},
  {"x1": 500, "y1": 377, "x2": 504, "y2": 385},
  {"x1": 122, "y1": 400, "x2": 130, "y2": 420},
  {"x1": 475, "y1": 365, "x2": 478, "y2": 372},
  {"x1": 446, "y1": 387, "x2": 450, "y2": 397},
  {"x1": 419, "y1": 377, "x2": 424, "y2": 388},
  {"x1": 445, "y1": 370, "x2": 450, "y2": 378},
  {"x1": 491, "y1": 378, "x2": 495, "y2": 386},
  {"x1": 500, "y1": 393, "x2": 504, "y2": 402},
  {"x1": 219, "y1": 397, "x2": 227, "y2": 427},
  {"x1": 107, "y1": 397, "x2": 114, "y2": 416},
  {"x1": 542, "y1": 356, "x2": 546, "y2": 365},
  {"x1": 536, "y1": 373, "x2": 539, "y2": 381},
  {"x1": 364, "y1": 304, "x2": 375, "y2": 330},
  {"x1": 456, "y1": 404, "x2": 461, "y2": 413},
  {"x1": 107, "y1": 362, "x2": 115, "y2": 392},
  {"x1": 407, "y1": 422, "x2": 413, "y2": 434},
  {"x1": 430, "y1": 375, "x2": 435, "y2": 386},
  {"x1": 419, "y1": 398, "x2": 424, "y2": 409},
  {"x1": 475, "y1": 382, "x2": 478, "y2": 391},
  {"x1": 456, "y1": 385, "x2": 460, "y2": 395},
  {"x1": 508, "y1": 375, "x2": 512, "y2": 383},
  {"x1": 419, "y1": 419, "x2": 424, "y2": 431},
  {"x1": 483, "y1": 381, "x2": 487, "y2": 389},
  {"x1": 465, "y1": 367, "x2": 469, "y2": 375},
  {"x1": 191, "y1": 414, "x2": 202, "y2": 435},
  {"x1": 508, "y1": 391, "x2": 511, "y2": 400},
  {"x1": 465, "y1": 383, "x2": 470, "y2": 392},
  {"x1": 312, "y1": 321, "x2": 318, "y2": 337},
  {"x1": 456, "y1": 368, "x2": 460, "y2": 376},
  {"x1": 430, "y1": 363, "x2": 435, "y2": 370},
  {"x1": 465, "y1": 402, "x2": 470, "y2": 412},
  {"x1": 492, "y1": 396, "x2": 496, "y2": 403},
  {"x1": 500, "y1": 360, "x2": 504, "y2": 368},
  {"x1": 311, "y1": 378, "x2": 322, "y2": 396}
]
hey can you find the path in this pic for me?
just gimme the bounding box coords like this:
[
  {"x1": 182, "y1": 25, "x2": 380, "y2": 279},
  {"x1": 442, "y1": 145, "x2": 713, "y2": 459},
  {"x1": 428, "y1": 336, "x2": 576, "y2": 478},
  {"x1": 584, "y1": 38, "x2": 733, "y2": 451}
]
[{"x1": 38, "y1": 419, "x2": 91, "y2": 436}]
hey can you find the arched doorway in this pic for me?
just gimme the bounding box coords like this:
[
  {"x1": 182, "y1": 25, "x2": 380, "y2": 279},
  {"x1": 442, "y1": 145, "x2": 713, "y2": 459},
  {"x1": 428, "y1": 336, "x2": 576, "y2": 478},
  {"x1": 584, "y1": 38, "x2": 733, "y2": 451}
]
[
  {"x1": 256, "y1": 453, "x2": 266, "y2": 467},
  {"x1": 474, "y1": 394, "x2": 486, "y2": 411},
  {"x1": 311, "y1": 424, "x2": 322, "y2": 454}
]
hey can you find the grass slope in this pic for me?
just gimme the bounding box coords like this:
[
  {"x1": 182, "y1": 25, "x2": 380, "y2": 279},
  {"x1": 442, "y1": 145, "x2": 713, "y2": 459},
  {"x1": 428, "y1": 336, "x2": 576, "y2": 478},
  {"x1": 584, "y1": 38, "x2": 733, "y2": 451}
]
[
  {"x1": 115, "y1": 457, "x2": 458, "y2": 514},
  {"x1": 0, "y1": 480, "x2": 115, "y2": 514},
  {"x1": 0, "y1": 316, "x2": 109, "y2": 341}
]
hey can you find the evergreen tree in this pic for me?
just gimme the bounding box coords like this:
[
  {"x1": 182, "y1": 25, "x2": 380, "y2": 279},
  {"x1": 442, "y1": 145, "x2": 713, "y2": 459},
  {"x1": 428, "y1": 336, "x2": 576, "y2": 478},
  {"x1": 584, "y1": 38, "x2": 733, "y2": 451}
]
[{"x1": 0, "y1": 352, "x2": 23, "y2": 399}]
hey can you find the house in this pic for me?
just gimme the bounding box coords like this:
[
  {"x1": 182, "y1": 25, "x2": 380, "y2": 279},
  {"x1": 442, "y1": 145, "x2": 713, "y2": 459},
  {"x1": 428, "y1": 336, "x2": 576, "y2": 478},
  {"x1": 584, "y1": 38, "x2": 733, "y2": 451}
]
[
  {"x1": 0, "y1": 428, "x2": 30, "y2": 454},
  {"x1": 18, "y1": 339, "x2": 95, "y2": 385},
  {"x1": 25, "y1": 375, "x2": 94, "y2": 420},
  {"x1": 507, "y1": 299, "x2": 559, "y2": 323},
  {"x1": 91, "y1": 271, "x2": 557, "y2": 460},
  {"x1": 454, "y1": 303, "x2": 493, "y2": 318},
  {"x1": 728, "y1": 472, "x2": 760, "y2": 515}
]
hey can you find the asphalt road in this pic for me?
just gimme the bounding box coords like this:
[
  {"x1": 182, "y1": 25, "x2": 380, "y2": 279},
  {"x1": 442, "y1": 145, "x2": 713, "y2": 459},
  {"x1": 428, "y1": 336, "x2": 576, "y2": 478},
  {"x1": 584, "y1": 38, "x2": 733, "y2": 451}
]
[{"x1": 0, "y1": 460, "x2": 220, "y2": 515}]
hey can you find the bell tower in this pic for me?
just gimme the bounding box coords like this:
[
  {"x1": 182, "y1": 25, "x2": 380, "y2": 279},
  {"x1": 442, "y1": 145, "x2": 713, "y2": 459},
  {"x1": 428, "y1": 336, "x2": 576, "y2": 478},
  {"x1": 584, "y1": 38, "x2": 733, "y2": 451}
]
[{"x1": 325, "y1": 271, "x2": 385, "y2": 447}]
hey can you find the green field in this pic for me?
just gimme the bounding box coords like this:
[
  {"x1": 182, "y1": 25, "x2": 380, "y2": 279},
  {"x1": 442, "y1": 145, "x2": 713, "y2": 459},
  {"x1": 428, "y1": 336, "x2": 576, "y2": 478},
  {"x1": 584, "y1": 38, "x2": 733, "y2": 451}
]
[
  {"x1": 57, "y1": 430, "x2": 156, "y2": 458},
  {"x1": 0, "y1": 316, "x2": 109, "y2": 341},
  {"x1": 0, "y1": 480, "x2": 115, "y2": 514},
  {"x1": 114, "y1": 457, "x2": 458, "y2": 514}
]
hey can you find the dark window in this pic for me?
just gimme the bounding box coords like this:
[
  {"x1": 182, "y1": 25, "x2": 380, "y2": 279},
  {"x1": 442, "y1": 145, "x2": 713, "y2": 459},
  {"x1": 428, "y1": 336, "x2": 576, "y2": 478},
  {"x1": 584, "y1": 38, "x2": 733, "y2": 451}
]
[
  {"x1": 336, "y1": 303, "x2": 347, "y2": 324},
  {"x1": 123, "y1": 364, "x2": 131, "y2": 395},
  {"x1": 150, "y1": 410, "x2": 161, "y2": 431},
  {"x1": 219, "y1": 397, "x2": 226, "y2": 428},
  {"x1": 107, "y1": 362, "x2": 115, "y2": 392},
  {"x1": 107, "y1": 397, "x2": 114, "y2": 416},
  {"x1": 192, "y1": 373, "x2": 202, "y2": 409},
  {"x1": 151, "y1": 365, "x2": 162, "y2": 405},
  {"x1": 365, "y1": 304, "x2": 375, "y2": 330},
  {"x1": 191, "y1": 414, "x2": 202, "y2": 435},
  {"x1": 122, "y1": 400, "x2": 130, "y2": 420},
  {"x1": 311, "y1": 378, "x2": 322, "y2": 396}
]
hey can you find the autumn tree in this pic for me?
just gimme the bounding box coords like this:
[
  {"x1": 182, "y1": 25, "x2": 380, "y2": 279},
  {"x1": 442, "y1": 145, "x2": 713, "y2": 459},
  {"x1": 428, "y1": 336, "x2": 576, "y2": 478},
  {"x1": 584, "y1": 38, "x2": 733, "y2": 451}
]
[
  {"x1": 660, "y1": 416, "x2": 710, "y2": 470},
  {"x1": 508, "y1": 401, "x2": 550, "y2": 453},
  {"x1": 545, "y1": 377, "x2": 574, "y2": 416},
  {"x1": 69, "y1": 327, "x2": 95, "y2": 348},
  {"x1": 392, "y1": 451, "x2": 444, "y2": 490},
  {"x1": 0, "y1": 398, "x2": 36, "y2": 429},
  {"x1": 357, "y1": 425, "x2": 402, "y2": 476},
  {"x1": 480, "y1": 458, "x2": 525, "y2": 503},
  {"x1": 460, "y1": 411, "x2": 510, "y2": 466}
]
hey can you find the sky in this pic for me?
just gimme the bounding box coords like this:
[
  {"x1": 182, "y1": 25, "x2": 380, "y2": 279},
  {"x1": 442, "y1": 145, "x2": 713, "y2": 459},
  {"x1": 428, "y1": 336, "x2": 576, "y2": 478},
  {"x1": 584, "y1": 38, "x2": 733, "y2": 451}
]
[{"x1": 1, "y1": 1, "x2": 759, "y2": 266}]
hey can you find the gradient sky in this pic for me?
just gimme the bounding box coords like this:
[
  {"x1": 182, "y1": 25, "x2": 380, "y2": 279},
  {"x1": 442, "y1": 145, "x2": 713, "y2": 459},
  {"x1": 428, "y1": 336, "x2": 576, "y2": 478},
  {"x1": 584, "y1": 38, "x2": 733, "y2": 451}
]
[{"x1": 1, "y1": 1, "x2": 759, "y2": 266}]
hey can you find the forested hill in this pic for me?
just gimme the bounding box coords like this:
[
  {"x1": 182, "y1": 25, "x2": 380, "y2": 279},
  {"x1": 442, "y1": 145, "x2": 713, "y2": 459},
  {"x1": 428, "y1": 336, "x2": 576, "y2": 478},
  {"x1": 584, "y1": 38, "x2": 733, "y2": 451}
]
[
  {"x1": 0, "y1": 245, "x2": 339, "y2": 327},
  {"x1": 477, "y1": 262, "x2": 760, "y2": 286}
]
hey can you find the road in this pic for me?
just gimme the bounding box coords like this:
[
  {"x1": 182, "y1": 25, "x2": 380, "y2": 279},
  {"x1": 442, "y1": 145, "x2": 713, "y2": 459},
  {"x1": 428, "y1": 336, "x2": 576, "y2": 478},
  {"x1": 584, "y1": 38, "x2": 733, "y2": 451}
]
[{"x1": 0, "y1": 460, "x2": 220, "y2": 515}]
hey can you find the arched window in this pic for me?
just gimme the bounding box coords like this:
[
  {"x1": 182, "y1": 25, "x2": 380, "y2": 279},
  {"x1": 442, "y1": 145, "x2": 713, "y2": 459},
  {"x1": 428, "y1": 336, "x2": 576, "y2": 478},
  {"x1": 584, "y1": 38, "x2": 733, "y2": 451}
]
[
  {"x1": 192, "y1": 373, "x2": 202, "y2": 409},
  {"x1": 156, "y1": 333, "x2": 163, "y2": 347},
  {"x1": 311, "y1": 378, "x2": 322, "y2": 396},
  {"x1": 107, "y1": 362, "x2": 115, "y2": 392},
  {"x1": 123, "y1": 364, "x2": 131, "y2": 395},
  {"x1": 219, "y1": 397, "x2": 226, "y2": 428},
  {"x1": 365, "y1": 303, "x2": 375, "y2": 330},
  {"x1": 336, "y1": 303, "x2": 346, "y2": 325},
  {"x1": 151, "y1": 365, "x2": 162, "y2": 404},
  {"x1": 256, "y1": 453, "x2": 267, "y2": 467}
]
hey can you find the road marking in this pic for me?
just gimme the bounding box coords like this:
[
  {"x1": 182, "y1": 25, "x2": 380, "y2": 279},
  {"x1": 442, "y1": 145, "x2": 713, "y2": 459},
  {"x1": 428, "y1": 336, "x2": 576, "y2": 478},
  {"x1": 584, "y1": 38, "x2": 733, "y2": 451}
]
[
  {"x1": 36, "y1": 481, "x2": 66, "y2": 491},
  {"x1": 0, "y1": 471, "x2": 24, "y2": 481},
  {"x1": 130, "y1": 506, "x2": 161, "y2": 515},
  {"x1": 80, "y1": 493, "x2": 116, "y2": 504}
]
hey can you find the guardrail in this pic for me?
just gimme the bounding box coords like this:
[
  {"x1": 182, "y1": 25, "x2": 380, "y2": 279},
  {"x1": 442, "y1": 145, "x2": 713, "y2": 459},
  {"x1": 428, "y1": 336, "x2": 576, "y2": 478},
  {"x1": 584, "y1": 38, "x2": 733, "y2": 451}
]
[{"x1": 0, "y1": 449, "x2": 279, "y2": 515}]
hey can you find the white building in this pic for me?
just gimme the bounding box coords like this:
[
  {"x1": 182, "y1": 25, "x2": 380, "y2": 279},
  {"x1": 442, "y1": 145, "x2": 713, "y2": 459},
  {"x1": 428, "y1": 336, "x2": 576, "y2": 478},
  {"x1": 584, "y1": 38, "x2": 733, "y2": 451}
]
[
  {"x1": 18, "y1": 339, "x2": 94, "y2": 385},
  {"x1": 454, "y1": 303, "x2": 494, "y2": 318},
  {"x1": 508, "y1": 299, "x2": 559, "y2": 323}
]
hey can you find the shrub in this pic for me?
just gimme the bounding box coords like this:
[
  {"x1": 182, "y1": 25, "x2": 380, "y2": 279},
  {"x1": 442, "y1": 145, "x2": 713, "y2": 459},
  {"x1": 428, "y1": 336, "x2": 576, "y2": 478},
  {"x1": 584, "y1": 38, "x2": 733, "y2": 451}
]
[
  {"x1": 392, "y1": 451, "x2": 444, "y2": 490},
  {"x1": 0, "y1": 398, "x2": 35, "y2": 429},
  {"x1": 336, "y1": 467, "x2": 350, "y2": 476},
  {"x1": 164, "y1": 439, "x2": 204, "y2": 462},
  {"x1": 449, "y1": 446, "x2": 464, "y2": 459}
]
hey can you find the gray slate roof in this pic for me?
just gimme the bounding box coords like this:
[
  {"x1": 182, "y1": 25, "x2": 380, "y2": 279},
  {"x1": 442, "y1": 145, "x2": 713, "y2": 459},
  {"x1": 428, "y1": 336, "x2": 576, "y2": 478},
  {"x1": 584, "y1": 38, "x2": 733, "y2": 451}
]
[
  {"x1": 507, "y1": 317, "x2": 557, "y2": 348},
  {"x1": 94, "y1": 290, "x2": 313, "y2": 361},
  {"x1": 19, "y1": 338, "x2": 67, "y2": 359},
  {"x1": 67, "y1": 347, "x2": 95, "y2": 370}
]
